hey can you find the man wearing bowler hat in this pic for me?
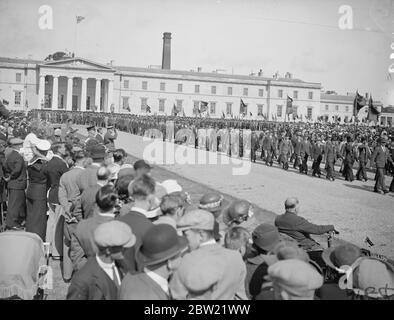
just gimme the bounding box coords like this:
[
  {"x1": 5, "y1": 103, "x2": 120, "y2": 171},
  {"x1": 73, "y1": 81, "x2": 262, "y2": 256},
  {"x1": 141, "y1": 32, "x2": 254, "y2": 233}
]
[
  {"x1": 119, "y1": 224, "x2": 188, "y2": 300},
  {"x1": 67, "y1": 220, "x2": 136, "y2": 300},
  {"x1": 170, "y1": 209, "x2": 247, "y2": 300}
]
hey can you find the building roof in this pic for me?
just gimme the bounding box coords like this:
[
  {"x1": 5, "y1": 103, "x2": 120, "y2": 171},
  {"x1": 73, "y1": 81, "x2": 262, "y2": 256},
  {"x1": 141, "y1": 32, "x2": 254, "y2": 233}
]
[
  {"x1": 321, "y1": 93, "x2": 355, "y2": 102},
  {"x1": 0, "y1": 57, "x2": 44, "y2": 64},
  {"x1": 382, "y1": 106, "x2": 394, "y2": 113}
]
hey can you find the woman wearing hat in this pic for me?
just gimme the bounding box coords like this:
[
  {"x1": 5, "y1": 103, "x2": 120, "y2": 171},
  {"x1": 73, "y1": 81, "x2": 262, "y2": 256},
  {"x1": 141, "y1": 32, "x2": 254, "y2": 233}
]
[{"x1": 25, "y1": 139, "x2": 51, "y2": 240}]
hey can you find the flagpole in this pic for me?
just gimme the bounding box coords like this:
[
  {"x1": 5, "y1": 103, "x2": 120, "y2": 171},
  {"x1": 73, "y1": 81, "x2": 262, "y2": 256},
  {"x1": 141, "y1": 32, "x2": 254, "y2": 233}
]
[{"x1": 73, "y1": 16, "x2": 78, "y2": 56}]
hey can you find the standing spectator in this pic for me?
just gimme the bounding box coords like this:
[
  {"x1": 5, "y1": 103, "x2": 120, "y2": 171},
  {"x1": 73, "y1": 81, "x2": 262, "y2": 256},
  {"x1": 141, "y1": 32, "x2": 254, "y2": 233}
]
[
  {"x1": 119, "y1": 224, "x2": 187, "y2": 300},
  {"x1": 3, "y1": 138, "x2": 27, "y2": 230},
  {"x1": 81, "y1": 166, "x2": 111, "y2": 219},
  {"x1": 356, "y1": 137, "x2": 370, "y2": 182},
  {"x1": 133, "y1": 159, "x2": 152, "y2": 179},
  {"x1": 71, "y1": 185, "x2": 118, "y2": 272},
  {"x1": 171, "y1": 209, "x2": 247, "y2": 300},
  {"x1": 95, "y1": 127, "x2": 104, "y2": 144},
  {"x1": 342, "y1": 136, "x2": 355, "y2": 182},
  {"x1": 104, "y1": 125, "x2": 118, "y2": 149},
  {"x1": 58, "y1": 150, "x2": 87, "y2": 282},
  {"x1": 155, "y1": 193, "x2": 187, "y2": 230},
  {"x1": 224, "y1": 226, "x2": 251, "y2": 259},
  {"x1": 67, "y1": 220, "x2": 136, "y2": 300},
  {"x1": 324, "y1": 136, "x2": 337, "y2": 181},
  {"x1": 25, "y1": 140, "x2": 51, "y2": 240},
  {"x1": 116, "y1": 174, "x2": 155, "y2": 273},
  {"x1": 77, "y1": 144, "x2": 106, "y2": 193},
  {"x1": 44, "y1": 142, "x2": 68, "y2": 257},
  {"x1": 265, "y1": 259, "x2": 323, "y2": 300}
]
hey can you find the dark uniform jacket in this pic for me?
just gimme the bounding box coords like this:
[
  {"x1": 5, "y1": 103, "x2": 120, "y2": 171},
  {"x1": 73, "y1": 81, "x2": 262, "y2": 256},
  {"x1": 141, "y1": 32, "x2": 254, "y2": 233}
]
[
  {"x1": 66, "y1": 257, "x2": 119, "y2": 300},
  {"x1": 26, "y1": 158, "x2": 48, "y2": 200},
  {"x1": 4, "y1": 149, "x2": 27, "y2": 190},
  {"x1": 357, "y1": 144, "x2": 370, "y2": 163},
  {"x1": 274, "y1": 211, "x2": 334, "y2": 250},
  {"x1": 324, "y1": 142, "x2": 337, "y2": 164},
  {"x1": 44, "y1": 155, "x2": 68, "y2": 204},
  {"x1": 300, "y1": 141, "x2": 312, "y2": 157},
  {"x1": 311, "y1": 143, "x2": 323, "y2": 160},
  {"x1": 293, "y1": 140, "x2": 302, "y2": 155}
]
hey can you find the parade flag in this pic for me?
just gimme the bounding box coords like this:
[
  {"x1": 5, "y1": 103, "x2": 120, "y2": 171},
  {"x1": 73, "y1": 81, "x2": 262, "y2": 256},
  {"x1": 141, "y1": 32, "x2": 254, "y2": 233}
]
[
  {"x1": 249, "y1": 112, "x2": 253, "y2": 117},
  {"x1": 286, "y1": 96, "x2": 293, "y2": 114},
  {"x1": 240, "y1": 99, "x2": 247, "y2": 116},
  {"x1": 222, "y1": 111, "x2": 226, "y2": 119},
  {"x1": 146, "y1": 105, "x2": 151, "y2": 113},
  {"x1": 367, "y1": 95, "x2": 379, "y2": 122},
  {"x1": 76, "y1": 16, "x2": 85, "y2": 24},
  {"x1": 182, "y1": 108, "x2": 186, "y2": 117},
  {"x1": 353, "y1": 91, "x2": 366, "y2": 116},
  {"x1": 126, "y1": 105, "x2": 131, "y2": 112},
  {"x1": 172, "y1": 104, "x2": 178, "y2": 116},
  {"x1": 199, "y1": 101, "x2": 208, "y2": 113}
]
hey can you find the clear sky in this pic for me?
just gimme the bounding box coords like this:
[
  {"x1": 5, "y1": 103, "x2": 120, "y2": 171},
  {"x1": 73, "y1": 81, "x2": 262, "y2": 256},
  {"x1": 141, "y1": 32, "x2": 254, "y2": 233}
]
[{"x1": 0, "y1": 0, "x2": 393, "y2": 105}]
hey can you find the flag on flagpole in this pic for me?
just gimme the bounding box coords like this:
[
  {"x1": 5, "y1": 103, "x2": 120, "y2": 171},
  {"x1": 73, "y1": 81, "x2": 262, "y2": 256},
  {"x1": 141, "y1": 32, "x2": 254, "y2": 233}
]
[
  {"x1": 286, "y1": 95, "x2": 293, "y2": 114},
  {"x1": 367, "y1": 94, "x2": 379, "y2": 122},
  {"x1": 353, "y1": 90, "x2": 366, "y2": 116},
  {"x1": 172, "y1": 104, "x2": 178, "y2": 116},
  {"x1": 222, "y1": 111, "x2": 226, "y2": 119},
  {"x1": 76, "y1": 16, "x2": 85, "y2": 24},
  {"x1": 146, "y1": 105, "x2": 151, "y2": 113},
  {"x1": 182, "y1": 108, "x2": 186, "y2": 117},
  {"x1": 240, "y1": 99, "x2": 247, "y2": 116}
]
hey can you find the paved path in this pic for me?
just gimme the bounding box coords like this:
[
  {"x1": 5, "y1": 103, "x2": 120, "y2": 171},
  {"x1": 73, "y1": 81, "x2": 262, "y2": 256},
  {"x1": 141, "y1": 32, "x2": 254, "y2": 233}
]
[{"x1": 77, "y1": 127, "x2": 394, "y2": 258}]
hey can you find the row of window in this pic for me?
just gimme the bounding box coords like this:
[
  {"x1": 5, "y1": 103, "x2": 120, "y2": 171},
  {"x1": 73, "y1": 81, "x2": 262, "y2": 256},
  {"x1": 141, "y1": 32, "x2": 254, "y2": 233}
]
[
  {"x1": 324, "y1": 104, "x2": 350, "y2": 112},
  {"x1": 276, "y1": 105, "x2": 313, "y2": 118},
  {"x1": 124, "y1": 80, "x2": 314, "y2": 99}
]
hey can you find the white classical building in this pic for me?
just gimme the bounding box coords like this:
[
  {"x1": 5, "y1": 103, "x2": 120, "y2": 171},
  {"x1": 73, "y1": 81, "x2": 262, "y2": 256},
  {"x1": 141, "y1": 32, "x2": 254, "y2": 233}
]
[{"x1": 0, "y1": 56, "x2": 323, "y2": 121}]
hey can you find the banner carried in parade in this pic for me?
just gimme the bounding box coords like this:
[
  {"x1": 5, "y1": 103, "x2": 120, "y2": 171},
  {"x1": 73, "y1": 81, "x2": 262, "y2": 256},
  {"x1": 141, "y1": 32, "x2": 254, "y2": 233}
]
[
  {"x1": 286, "y1": 96, "x2": 293, "y2": 115},
  {"x1": 353, "y1": 91, "x2": 367, "y2": 116},
  {"x1": 240, "y1": 99, "x2": 247, "y2": 116},
  {"x1": 367, "y1": 95, "x2": 379, "y2": 123}
]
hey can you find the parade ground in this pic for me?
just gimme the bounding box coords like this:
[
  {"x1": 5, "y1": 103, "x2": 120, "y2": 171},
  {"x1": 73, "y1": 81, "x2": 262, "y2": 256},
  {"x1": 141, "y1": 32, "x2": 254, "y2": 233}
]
[
  {"x1": 80, "y1": 126, "x2": 394, "y2": 259},
  {"x1": 48, "y1": 126, "x2": 394, "y2": 299}
]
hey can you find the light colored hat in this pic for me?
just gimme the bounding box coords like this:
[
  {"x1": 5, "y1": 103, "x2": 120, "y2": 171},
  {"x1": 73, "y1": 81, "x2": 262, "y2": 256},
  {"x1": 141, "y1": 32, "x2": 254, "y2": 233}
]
[
  {"x1": 161, "y1": 179, "x2": 182, "y2": 194},
  {"x1": 177, "y1": 209, "x2": 215, "y2": 231},
  {"x1": 94, "y1": 221, "x2": 136, "y2": 248},
  {"x1": 176, "y1": 254, "x2": 224, "y2": 294},
  {"x1": 353, "y1": 258, "x2": 394, "y2": 298},
  {"x1": 54, "y1": 129, "x2": 62, "y2": 136},
  {"x1": 267, "y1": 259, "x2": 323, "y2": 298},
  {"x1": 36, "y1": 139, "x2": 51, "y2": 152},
  {"x1": 9, "y1": 137, "x2": 24, "y2": 146}
]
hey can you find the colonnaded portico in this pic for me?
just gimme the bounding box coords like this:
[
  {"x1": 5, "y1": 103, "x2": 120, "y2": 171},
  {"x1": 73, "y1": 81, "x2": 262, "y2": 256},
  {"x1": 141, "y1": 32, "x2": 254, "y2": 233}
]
[{"x1": 37, "y1": 58, "x2": 115, "y2": 112}]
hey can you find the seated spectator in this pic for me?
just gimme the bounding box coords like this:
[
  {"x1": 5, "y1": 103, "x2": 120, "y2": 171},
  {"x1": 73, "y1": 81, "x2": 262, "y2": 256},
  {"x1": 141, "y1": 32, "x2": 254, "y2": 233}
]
[
  {"x1": 67, "y1": 220, "x2": 136, "y2": 300},
  {"x1": 222, "y1": 200, "x2": 258, "y2": 235},
  {"x1": 81, "y1": 166, "x2": 111, "y2": 219},
  {"x1": 170, "y1": 209, "x2": 247, "y2": 300},
  {"x1": 224, "y1": 226, "x2": 251, "y2": 260},
  {"x1": 275, "y1": 197, "x2": 337, "y2": 251},
  {"x1": 155, "y1": 193, "x2": 187, "y2": 230},
  {"x1": 119, "y1": 224, "x2": 187, "y2": 300},
  {"x1": 70, "y1": 185, "x2": 119, "y2": 272},
  {"x1": 116, "y1": 174, "x2": 155, "y2": 273},
  {"x1": 265, "y1": 259, "x2": 324, "y2": 300}
]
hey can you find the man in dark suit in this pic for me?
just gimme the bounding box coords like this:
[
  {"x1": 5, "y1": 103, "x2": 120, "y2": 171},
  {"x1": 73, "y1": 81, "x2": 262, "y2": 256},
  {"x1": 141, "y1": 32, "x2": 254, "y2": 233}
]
[
  {"x1": 4, "y1": 138, "x2": 27, "y2": 230},
  {"x1": 67, "y1": 220, "x2": 136, "y2": 300},
  {"x1": 44, "y1": 142, "x2": 68, "y2": 257},
  {"x1": 371, "y1": 137, "x2": 393, "y2": 194},
  {"x1": 293, "y1": 134, "x2": 302, "y2": 169},
  {"x1": 275, "y1": 197, "x2": 338, "y2": 251},
  {"x1": 119, "y1": 224, "x2": 187, "y2": 300},
  {"x1": 77, "y1": 144, "x2": 106, "y2": 193},
  {"x1": 116, "y1": 174, "x2": 155, "y2": 274},
  {"x1": 104, "y1": 126, "x2": 118, "y2": 149},
  {"x1": 81, "y1": 166, "x2": 110, "y2": 219}
]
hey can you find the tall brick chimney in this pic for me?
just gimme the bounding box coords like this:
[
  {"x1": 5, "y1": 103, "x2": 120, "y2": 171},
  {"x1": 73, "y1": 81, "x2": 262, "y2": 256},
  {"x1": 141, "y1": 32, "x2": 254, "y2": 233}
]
[{"x1": 162, "y1": 32, "x2": 171, "y2": 70}]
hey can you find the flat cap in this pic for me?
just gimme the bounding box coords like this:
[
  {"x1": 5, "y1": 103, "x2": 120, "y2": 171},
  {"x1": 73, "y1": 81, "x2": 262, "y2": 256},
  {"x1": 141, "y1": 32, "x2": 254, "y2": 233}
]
[
  {"x1": 267, "y1": 259, "x2": 323, "y2": 297},
  {"x1": 94, "y1": 220, "x2": 136, "y2": 248},
  {"x1": 177, "y1": 209, "x2": 215, "y2": 231}
]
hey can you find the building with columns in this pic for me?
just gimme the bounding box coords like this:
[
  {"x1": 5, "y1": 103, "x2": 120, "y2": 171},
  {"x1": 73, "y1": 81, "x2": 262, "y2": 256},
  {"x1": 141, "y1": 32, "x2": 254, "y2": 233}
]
[
  {"x1": 0, "y1": 56, "x2": 323, "y2": 121},
  {"x1": 0, "y1": 53, "x2": 384, "y2": 123}
]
